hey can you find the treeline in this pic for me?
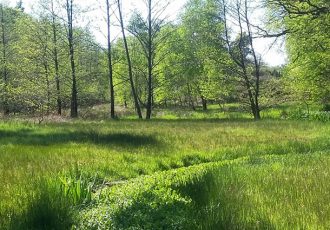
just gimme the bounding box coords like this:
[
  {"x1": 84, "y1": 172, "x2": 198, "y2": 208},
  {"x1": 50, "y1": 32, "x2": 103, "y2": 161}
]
[
  {"x1": 0, "y1": 0, "x2": 329, "y2": 120},
  {"x1": 0, "y1": 1, "x2": 104, "y2": 118}
]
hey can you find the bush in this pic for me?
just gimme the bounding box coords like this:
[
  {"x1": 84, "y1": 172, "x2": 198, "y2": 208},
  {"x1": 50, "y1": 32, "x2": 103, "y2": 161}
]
[
  {"x1": 322, "y1": 104, "x2": 330, "y2": 112},
  {"x1": 288, "y1": 110, "x2": 330, "y2": 122}
]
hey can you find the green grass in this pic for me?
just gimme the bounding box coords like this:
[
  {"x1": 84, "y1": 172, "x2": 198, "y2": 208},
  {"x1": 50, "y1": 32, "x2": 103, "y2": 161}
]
[
  {"x1": 0, "y1": 118, "x2": 329, "y2": 228},
  {"x1": 77, "y1": 154, "x2": 330, "y2": 229}
]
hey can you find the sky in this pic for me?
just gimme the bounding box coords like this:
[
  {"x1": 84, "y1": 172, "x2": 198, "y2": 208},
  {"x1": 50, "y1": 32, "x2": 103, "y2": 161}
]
[{"x1": 6, "y1": 0, "x2": 286, "y2": 66}]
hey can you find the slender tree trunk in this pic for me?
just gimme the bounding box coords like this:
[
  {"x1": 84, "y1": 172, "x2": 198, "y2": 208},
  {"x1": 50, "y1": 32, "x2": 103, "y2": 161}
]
[
  {"x1": 223, "y1": 0, "x2": 259, "y2": 120},
  {"x1": 51, "y1": 0, "x2": 62, "y2": 115},
  {"x1": 106, "y1": 0, "x2": 115, "y2": 119},
  {"x1": 66, "y1": 0, "x2": 78, "y2": 118},
  {"x1": 244, "y1": 0, "x2": 260, "y2": 120},
  {"x1": 236, "y1": 1, "x2": 258, "y2": 119},
  {"x1": 146, "y1": 0, "x2": 153, "y2": 119},
  {"x1": 116, "y1": 0, "x2": 142, "y2": 119},
  {"x1": 43, "y1": 61, "x2": 51, "y2": 115},
  {"x1": 201, "y1": 96, "x2": 207, "y2": 111},
  {"x1": 197, "y1": 86, "x2": 207, "y2": 111},
  {"x1": 0, "y1": 5, "x2": 9, "y2": 116},
  {"x1": 187, "y1": 84, "x2": 195, "y2": 110}
]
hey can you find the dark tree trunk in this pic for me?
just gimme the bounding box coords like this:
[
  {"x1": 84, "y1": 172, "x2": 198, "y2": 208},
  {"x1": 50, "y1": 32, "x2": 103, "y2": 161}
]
[
  {"x1": 0, "y1": 5, "x2": 9, "y2": 116},
  {"x1": 244, "y1": 0, "x2": 260, "y2": 120},
  {"x1": 237, "y1": 3, "x2": 257, "y2": 119},
  {"x1": 106, "y1": 0, "x2": 115, "y2": 119},
  {"x1": 187, "y1": 84, "x2": 195, "y2": 110},
  {"x1": 223, "y1": 0, "x2": 260, "y2": 120},
  {"x1": 117, "y1": 0, "x2": 142, "y2": 119},
  {"x1": 146, "y1": 0, "x2": 153, "y2": 120},
  {"x1": 43, "y1": 61, "x2": 51, "y2": 115},
  {"x1": 66, "y1": 0, "x2": 78, "y2": 118},
  {"x1": 51, "y1": 0, "x2": 62, "y2": 115},
  {"x1": 235, "y1": 1, "x2": 261, "y2": 120},
  {"x1": 201, "y1": 96, "x2": 207, "y2": 111}
]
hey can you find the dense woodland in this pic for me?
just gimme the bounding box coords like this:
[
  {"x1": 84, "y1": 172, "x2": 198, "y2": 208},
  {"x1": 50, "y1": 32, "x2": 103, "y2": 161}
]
[{"x1": 0, "y1": 0, "x2": 328, "y2": 120}]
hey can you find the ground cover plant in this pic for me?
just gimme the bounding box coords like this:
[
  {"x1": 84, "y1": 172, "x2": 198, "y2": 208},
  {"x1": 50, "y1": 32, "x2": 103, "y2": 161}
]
[{"x1": 0, "y1": 114, "x2": 329, "y2": 229}]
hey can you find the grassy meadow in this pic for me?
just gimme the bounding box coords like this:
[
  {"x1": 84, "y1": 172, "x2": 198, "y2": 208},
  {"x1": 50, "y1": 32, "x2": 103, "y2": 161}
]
[{"x1": 0, "y1": 106, "x2": 330, "y2": 229}]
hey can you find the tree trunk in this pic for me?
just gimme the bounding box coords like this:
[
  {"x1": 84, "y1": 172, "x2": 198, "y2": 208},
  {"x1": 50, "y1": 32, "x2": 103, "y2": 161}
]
[
  {"x1": 236, "y1": 1, "x2": 259, "y2": 120},
  {"x1": 43, "y1": 61, "x2": 51, "y2": 115},
  {"x1": 66, "y1": 0, "x2": 78, "y2": 118},
  {"x1": 201, "y1": 96, "x2": 207, "y2": 111},
  {"x1": 106, "y1": 0, "x2": 115, "y2": 119},
  {"x1": 0, "y1": 5, "x2": 9, "y2": 116},
  {"x1": 187, "y1": 84, "x2": 195, "y2": 110},
  {"x1": 51, "y1": 0, "x2": 62, "y2": 115},
  {"x1": 146, "y1": 0, "x2": 153, "y2": 120},
  {"x1": 223, "y1": 0, "x2": 260, "y2": 120},
  {"x1": 116, "y1": 0, "x2": 142, "y2": 119},
  {"x1": 244, "y1": 0, "x2": 260, "y2": 120}
]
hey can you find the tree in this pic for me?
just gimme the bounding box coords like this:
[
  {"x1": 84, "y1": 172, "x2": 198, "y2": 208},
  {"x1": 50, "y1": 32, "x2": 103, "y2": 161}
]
[
  {"x1": 36, "y1": 0, "x2": 63, "y2": 115},
  {"x1": 0, "y1": 2, "x2": 106, "y2": 117},
  {"x1": 223, "y1": 0, "x2": 262, "y2": 119},
  {"x1": 266, "y1": 0, "x2": 330, "y2": 108},
  {"x1": 116, "y1": 0, "x2": 142, "y2": 119},
  {"x1": 16, "y1": 0, "x2": 24, "y2": 11},
  {"x1": 50, "y1": 0, "x2": 62, "y2": 115},
  {"x1": 128, "y1": 0, "x2": 171, "y2": 119},
  {"x1": 267, "y1": 0, "x2": 330, "y2": 18},
  {"x1": 105, "y1": 0, "x2": 115, "y2": 119},
  {"x1": 66, "y1": 0, "x2": 78, "y2": 118},
  {"x1": 0, "y1": 4, "x2": 10, "y2": 115},
  {"x1": 180, "y1": 0, "x2": 229, "y2": 110}
]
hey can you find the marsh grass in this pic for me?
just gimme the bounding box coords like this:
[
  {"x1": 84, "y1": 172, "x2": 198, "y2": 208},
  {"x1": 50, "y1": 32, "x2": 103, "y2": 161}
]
[
  {"x1": 78, "y1": 154, "x2": 330, "y2": 229},
  {"x1": 7, "y1": 166, "x2": 97, "y2": 230},
  {"x1": 0, "y1": 118, "x2": 329, "y2": 228},
  {"x1": 188, "y1": 154, "x2": 330, "y2": 229}
]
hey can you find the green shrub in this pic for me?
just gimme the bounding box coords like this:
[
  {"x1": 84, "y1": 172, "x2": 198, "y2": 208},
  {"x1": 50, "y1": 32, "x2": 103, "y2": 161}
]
[
  {"x1": 288, "y1": 110, "x2": 330, "y2": 122},
  {"x1": 322, "y1": 104, "x2": 330, "y2": 112}
]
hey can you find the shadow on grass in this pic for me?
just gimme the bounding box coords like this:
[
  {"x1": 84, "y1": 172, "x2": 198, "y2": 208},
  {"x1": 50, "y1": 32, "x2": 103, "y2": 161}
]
[
  {"x1": 94, "y1": 167, "x2": 276, "y2": 229},
  {"x1": 118, "y1": 117, "x2": 255, "y2": 123},
  {"x1": 8, "y1": 179, "x2": 74, "y2": 230},
  {"x1": 0, "y1": 129, "x2": 159, "y2": 147},
  {"x1": 174, "y1": 170, "x2": 276, "y2": 230}
]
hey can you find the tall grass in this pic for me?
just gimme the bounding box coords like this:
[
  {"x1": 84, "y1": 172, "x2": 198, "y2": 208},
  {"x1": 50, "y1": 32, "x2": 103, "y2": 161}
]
[
  {"x1": 0, "y1": 118, "x2": 329, "y2": 228},
  {"x1": 190, "y1": 154, "x2": 330, "y2": 229},
  {"x1": 77, "y1": 154, "x2": 330, "y2": 229},
  {"x1": 6, "y1": 166, "x2": 96, "y2": 230}
]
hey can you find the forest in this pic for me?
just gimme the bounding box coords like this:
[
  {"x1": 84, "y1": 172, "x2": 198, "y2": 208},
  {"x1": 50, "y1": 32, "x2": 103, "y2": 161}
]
[{"x1": 0, "y1": 0, "x2": 329, "y2": 229}]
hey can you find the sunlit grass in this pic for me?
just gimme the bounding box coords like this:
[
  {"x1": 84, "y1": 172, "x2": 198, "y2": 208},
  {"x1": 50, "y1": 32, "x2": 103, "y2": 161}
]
[
  {"x1": 78, "y1": 154, "x2": 330, "y2": 229},
  {"x1": 0, "y1": 118, "x2": 329, "y2": 228}
]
